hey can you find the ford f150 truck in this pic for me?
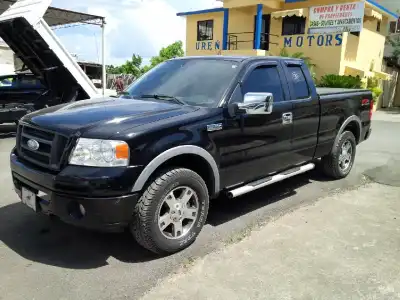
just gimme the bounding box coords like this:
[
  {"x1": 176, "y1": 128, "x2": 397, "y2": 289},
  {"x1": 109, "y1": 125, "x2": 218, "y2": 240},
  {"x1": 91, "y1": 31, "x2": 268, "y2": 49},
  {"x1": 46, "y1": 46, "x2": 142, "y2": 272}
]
[{"x1": 10, "y1": 56, "x2": 373, "y2": 254}]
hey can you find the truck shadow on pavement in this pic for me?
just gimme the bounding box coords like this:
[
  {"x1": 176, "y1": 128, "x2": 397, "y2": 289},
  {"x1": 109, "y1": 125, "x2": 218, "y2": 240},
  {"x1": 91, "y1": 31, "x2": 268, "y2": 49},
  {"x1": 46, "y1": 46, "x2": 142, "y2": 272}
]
[
  {"x1": 0, "y1": 124, "x2": 17, "y2": 139},
  {"x1": 207, "y1": 171, "x2": 316, "y2": 226},
  {"x1": 0, "y1": 169, "x2": 329, "y2": 269}
]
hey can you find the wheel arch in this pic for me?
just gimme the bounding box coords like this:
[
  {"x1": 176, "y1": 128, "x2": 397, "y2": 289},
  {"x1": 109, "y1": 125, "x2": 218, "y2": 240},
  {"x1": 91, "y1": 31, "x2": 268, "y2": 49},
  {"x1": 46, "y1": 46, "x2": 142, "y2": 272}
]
[
  {"x1": 131, "y1": 145, "x2": 220, "y2": 196},
  {"x1": 334, "y1": 115, "x2": 362, "y2": 147}
]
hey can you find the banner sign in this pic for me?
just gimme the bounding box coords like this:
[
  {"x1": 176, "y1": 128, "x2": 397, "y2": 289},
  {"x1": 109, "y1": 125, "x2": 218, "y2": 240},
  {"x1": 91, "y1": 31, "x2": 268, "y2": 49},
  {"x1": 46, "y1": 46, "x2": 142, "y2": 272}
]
[{"x1": 308, "y1": 1, "x2": 364, "y2": 34}]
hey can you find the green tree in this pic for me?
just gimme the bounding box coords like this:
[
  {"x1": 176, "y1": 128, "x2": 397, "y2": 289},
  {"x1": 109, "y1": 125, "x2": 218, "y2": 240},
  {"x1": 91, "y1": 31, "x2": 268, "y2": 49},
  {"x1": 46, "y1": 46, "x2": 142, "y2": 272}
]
[
  {"x1": 106, "y1": 41, "x2": 184, "y2": 77},
  {"x1": 386, "y1": 9, "x2": 400, "y2": 63},
  {"x1": 106, "y1": 65, "x2": 122, "y2": 74},
  {"x1": 141, "y1": 41, "x2": 184, "y2": 73},
  {"x1": 387, "y1": 35, "x2": 400, "y2": 62},
  {"x1": 107, "y1": 54, "x2": 143, "y2": 78}
]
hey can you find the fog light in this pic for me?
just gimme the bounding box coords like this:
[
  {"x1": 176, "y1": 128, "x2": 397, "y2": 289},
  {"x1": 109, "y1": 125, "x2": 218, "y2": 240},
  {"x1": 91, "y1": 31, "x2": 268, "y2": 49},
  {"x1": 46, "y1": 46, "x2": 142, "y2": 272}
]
[
  {"x1": 67, "y1": 201, "x2": 86, "y2": 220},
  {"x1": 79, "y1": 204, "x2": 86, "y2": 216}
]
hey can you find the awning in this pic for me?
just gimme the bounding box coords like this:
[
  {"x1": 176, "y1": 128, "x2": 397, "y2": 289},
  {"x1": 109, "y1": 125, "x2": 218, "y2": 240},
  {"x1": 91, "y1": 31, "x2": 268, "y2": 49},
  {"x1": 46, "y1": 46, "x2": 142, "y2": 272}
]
[
  {"x1": 0, "y1": 0, "x2": 104, "y2": 27},
  {"x1": 344, "y1": 65, "x2": 365, "y2": 78},
  {"x1": 365, "y1": 8, "x2": 382, "y2": 21},
  {"x1": 272, "y1": 9, "x2": 307, "y2": 19},
  {"x1": 370, "y1": 70, "x2": 391, "y2": 80}
]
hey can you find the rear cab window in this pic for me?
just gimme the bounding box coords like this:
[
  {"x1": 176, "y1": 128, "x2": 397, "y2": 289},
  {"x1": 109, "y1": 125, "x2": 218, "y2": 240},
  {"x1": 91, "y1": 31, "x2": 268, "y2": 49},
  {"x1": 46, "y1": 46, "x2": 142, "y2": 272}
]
[{"x1": 286, "y1": 65, "x2": 310, "y2": 99}]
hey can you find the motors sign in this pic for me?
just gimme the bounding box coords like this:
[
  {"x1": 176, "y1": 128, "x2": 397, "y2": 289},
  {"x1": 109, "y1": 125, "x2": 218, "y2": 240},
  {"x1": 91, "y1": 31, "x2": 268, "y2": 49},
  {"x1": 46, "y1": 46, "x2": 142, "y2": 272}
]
[{"x1": 308, "y1": 1, "x2": 364, "y2": 34}]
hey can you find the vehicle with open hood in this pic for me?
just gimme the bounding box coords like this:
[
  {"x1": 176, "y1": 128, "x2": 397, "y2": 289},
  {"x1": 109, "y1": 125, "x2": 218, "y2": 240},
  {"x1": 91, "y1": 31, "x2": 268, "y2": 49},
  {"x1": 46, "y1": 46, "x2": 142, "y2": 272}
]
[{"x1": 0, "y1": 0, "x2": 100, "y2": 124}]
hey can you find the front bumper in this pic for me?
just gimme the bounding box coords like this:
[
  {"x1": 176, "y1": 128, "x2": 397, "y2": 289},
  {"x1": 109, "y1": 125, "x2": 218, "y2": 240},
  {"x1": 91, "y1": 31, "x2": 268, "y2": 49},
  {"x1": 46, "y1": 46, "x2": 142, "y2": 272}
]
[{"x1": 10, "y1": 151, "x2": 141, "y2": 232}]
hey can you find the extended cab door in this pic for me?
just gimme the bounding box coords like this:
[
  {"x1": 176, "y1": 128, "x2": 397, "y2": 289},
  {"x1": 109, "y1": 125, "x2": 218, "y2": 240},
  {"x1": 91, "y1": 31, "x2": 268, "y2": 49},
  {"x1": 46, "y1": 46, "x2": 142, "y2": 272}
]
[
  {"x1": 281, "y1": 60, "x2": 320, "y2": 164},
  {"x1": 219, "y1": 61, "x2": 296, "y2": 188}
]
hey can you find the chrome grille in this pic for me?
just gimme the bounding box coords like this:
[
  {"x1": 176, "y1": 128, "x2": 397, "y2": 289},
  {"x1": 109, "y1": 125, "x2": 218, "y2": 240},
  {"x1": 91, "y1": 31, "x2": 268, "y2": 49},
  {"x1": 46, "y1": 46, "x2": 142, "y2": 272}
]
[{"x1": 17, "y1": 124, "x2": 69, "y2": 170}]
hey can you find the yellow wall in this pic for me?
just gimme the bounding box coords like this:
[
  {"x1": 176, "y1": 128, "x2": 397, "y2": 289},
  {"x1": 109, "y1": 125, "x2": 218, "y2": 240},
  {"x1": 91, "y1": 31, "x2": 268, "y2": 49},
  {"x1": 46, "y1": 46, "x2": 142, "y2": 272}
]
[
  {"x1": 268, "y1": 11, "x2": 343, "y2": 77},
  {"x1": 355, "y1": 17, "x2": 386, "y2": 71},
  {"x1": 186, "y1": 12, "x2": 224, "y2": 56},
  {"x1": 228, "y1": 6, "x2": 256, "y2": 50},
  {"x1": 340, "y1": 15, "x2": 387, "y2": 76},
  {"x1": 183, "y1": 0, "x2": 391, "y2": 79},
  {"x1": 223, "y1": 0, "x2": 280, "y2": 9},
  {"x1": 282, "y1": 0, "x2": 361, "y2": 10}
]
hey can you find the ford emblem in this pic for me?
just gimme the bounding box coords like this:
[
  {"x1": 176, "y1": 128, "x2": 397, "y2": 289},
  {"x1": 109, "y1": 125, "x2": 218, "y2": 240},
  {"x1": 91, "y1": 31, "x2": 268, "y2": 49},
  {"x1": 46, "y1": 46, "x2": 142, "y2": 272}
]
[{"x1": 27, "y1": 139, "x2": 40, "y2": 151}]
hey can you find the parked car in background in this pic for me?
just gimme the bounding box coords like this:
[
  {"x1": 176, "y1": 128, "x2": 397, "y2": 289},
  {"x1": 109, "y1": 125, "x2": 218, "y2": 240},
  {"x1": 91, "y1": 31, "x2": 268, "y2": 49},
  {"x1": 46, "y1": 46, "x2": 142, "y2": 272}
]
[{"x1": 0, "y1": 73, "x2": 51, "y2": 124}]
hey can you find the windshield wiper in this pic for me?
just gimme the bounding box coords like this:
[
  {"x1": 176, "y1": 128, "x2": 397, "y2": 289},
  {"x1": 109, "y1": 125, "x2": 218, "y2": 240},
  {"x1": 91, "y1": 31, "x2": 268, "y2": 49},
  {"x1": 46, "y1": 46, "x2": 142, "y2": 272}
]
[{"x1": 138, "y1": 94, "x2": 186, "y2": 105}]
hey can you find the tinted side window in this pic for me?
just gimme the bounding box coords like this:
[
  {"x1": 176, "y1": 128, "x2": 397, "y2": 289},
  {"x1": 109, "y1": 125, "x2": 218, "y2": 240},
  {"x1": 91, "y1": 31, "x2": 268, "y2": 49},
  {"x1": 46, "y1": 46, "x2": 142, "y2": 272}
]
[
  {"x1": 0, "y1": 77, "x2": 14, "y2": 88},
  {"x1": 18, "y1": 77, "x2": 44, "y2": 89},
  {"x1": 287, "y1": 66, "x2": 309, "y2": 99},
  {"x1": 242, "y1": 66, "x2": 284, "y2": 102}
]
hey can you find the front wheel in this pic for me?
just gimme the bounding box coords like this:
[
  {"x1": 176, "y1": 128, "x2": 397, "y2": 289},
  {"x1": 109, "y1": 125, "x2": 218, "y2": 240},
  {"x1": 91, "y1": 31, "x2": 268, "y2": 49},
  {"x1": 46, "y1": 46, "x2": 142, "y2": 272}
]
[
  {"x1": 131, "y1": 168, "x2": 209, "y2": 254},
  {"x1": 321, "y1": 130, "x2": 357, "y2": 179}
]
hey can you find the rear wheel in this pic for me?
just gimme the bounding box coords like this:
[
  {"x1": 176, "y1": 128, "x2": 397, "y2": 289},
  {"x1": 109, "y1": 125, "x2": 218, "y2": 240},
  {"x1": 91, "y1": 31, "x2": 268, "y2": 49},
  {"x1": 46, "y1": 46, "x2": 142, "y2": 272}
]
[
  {"x1": 131, "y1": 168, "x2": 209, "y2": 254},
  {"x1": 321, "y1": 131, "x2": 356, "y2": 179}
]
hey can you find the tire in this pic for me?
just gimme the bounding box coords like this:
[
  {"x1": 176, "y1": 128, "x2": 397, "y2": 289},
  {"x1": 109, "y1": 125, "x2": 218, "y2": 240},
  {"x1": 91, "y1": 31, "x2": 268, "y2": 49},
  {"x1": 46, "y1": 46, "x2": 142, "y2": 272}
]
[
  {"x1": 321, "y1": 130, "x2": 357, "y2": 179},
  {"x1": 131, "y1": 168, "x2": 209, "y2": 255}
]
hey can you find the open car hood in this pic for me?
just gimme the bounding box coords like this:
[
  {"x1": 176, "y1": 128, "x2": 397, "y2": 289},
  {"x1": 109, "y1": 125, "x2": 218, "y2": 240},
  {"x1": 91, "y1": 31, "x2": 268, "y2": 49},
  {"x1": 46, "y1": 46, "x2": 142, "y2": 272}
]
[{"x1": 0, "y1": 0, "x2": 99, "y2": 104}]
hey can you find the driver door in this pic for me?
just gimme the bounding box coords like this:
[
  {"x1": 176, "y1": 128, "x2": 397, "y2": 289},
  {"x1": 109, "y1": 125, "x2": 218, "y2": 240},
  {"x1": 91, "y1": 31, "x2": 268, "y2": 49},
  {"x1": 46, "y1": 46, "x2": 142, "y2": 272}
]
[{"x1": 218, "y1": 61, "x2": 295, "y2": 188}]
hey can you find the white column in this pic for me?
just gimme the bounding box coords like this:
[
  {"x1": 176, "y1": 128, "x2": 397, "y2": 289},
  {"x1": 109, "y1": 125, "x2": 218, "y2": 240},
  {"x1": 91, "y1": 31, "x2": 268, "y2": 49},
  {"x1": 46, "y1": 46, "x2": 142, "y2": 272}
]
[{"x1": 101, "y1": 19, "x2": 106, "y2": 96}]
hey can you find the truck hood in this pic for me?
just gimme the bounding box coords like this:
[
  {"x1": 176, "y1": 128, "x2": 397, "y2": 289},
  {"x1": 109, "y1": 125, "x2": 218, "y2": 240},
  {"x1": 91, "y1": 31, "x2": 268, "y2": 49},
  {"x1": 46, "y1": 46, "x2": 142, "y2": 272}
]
[
  {"x1": 0, "y1": 0, "x2": 99, "y2": 102},
  {"x1": 22, "y1": 98, "x2": 198, "y2": 137}
]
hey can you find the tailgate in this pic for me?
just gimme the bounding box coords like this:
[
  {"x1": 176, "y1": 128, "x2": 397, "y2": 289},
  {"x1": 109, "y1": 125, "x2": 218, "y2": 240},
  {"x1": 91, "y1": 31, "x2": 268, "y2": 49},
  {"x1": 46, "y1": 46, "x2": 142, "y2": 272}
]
[{"x1": 0, "y1": 0, "x2": 99, "y2": 102}]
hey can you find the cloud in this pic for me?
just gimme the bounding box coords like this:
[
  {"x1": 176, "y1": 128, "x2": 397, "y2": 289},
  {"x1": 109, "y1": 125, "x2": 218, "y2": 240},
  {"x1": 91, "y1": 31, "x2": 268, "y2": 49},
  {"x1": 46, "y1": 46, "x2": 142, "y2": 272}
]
[{"x1": 51, "y1": 0, "x2": 222, "y2": 65}]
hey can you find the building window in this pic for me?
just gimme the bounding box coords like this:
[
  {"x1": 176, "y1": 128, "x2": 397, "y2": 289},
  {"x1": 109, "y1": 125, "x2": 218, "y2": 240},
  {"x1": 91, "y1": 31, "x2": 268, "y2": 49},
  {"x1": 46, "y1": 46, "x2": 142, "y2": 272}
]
[
  {"x1": 350, "y1": 31, "x2": 360, "y2": 37},
  {"x1": 282, "y1": 16, "x2": 306, "y2": 36},
  {"x1": 376, "y1": 20, "x2": 381, "y2": 32},
  {"x1": 197, "y1": 20, "x2": 214, "y2": 41}
]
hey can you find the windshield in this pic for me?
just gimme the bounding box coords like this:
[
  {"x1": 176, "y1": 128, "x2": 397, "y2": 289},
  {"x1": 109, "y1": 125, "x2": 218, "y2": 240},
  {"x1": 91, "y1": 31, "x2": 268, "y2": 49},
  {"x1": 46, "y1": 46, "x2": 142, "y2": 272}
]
[{"x1": 124, "y1": 59, "x2": 240, "y2": 107}]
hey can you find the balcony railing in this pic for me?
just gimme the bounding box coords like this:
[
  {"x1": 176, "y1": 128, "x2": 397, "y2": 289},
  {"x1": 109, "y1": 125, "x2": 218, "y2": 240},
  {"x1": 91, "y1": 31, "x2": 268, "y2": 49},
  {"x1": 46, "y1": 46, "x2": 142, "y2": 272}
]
[{"x1": 227, "y1": 32, "x2": 279, "y2": 51}]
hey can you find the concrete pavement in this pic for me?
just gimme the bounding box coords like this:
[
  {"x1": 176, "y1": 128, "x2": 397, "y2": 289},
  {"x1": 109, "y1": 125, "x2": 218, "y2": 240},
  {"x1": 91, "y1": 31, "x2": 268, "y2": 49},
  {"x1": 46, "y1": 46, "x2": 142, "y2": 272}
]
[
  {"x1": 0, "y1": 110, "x2": 399, "y2": 299},
  {"x1": 141, "y1": 183, "x2": 400, "y2": 300}
]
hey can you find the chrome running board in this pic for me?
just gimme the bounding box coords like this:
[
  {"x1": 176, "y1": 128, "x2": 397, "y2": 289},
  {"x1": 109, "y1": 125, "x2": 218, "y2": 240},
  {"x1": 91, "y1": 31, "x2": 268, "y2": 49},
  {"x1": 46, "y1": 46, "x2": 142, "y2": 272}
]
[{"x1": 227, "y1": 163, "x2": 315, "y2": 198}]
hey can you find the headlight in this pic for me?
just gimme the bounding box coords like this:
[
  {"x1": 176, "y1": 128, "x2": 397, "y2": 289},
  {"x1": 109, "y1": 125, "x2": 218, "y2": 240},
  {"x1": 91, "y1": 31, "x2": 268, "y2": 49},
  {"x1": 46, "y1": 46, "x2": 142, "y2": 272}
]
[{"x1": 69, "y1": 138, "x2": 129, "y2": 167}]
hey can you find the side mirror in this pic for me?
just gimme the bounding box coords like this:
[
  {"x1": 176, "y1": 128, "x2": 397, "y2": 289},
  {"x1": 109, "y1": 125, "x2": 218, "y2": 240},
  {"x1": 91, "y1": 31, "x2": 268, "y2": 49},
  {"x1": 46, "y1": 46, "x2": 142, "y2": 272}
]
[{"x1": 238, "y1": 92, "x2": 273, "y2": 114}]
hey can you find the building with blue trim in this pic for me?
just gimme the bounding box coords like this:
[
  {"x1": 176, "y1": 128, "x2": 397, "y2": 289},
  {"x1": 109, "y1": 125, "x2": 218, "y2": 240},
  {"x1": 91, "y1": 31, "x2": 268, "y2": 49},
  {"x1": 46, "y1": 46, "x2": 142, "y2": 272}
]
[{"x1": 177, "y1": 0, "x2": 399, "y2": 79}]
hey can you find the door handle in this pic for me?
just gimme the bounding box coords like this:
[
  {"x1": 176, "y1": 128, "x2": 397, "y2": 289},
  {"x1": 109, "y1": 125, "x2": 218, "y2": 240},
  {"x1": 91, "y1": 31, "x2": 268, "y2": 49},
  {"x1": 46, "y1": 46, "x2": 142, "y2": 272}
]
[{"x1": 282, "y1": 112, "x2": 293, "y2": 125}]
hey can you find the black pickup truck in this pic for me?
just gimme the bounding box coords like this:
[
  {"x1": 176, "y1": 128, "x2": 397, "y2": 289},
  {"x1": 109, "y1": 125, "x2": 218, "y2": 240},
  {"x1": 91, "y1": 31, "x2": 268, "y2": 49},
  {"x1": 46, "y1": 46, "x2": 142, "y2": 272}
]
[{"x1": 10, "y1": 56, "x2": 373, "y2": 254}]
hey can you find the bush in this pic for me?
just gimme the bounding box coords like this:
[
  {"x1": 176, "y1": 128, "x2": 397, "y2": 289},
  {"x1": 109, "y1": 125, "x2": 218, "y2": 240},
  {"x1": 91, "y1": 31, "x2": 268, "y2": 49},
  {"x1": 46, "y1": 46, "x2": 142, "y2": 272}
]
[
  {"x1": 318, "y1": 74, "x2": 363, "y2": 89},
  {"x1": 367, "y1": 77, "x2": 383, "y2": 104}
]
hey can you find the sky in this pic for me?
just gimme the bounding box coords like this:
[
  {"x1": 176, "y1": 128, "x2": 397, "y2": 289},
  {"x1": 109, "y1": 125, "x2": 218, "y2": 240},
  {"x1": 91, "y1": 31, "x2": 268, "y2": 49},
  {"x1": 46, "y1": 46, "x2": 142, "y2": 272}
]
[
  {"x1": 51, "y1": 0, "x2": 222, "y2": 66},
  {"x1": 380, "y1": 0, "x2": 400, "y2": 13}
]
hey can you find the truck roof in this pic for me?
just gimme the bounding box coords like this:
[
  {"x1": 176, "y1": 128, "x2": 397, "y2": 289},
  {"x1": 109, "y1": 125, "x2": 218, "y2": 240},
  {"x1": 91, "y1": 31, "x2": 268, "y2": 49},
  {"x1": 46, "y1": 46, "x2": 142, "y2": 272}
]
[{"x1": 174, "y1": 56, "x2": 303, "y2": 63}]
